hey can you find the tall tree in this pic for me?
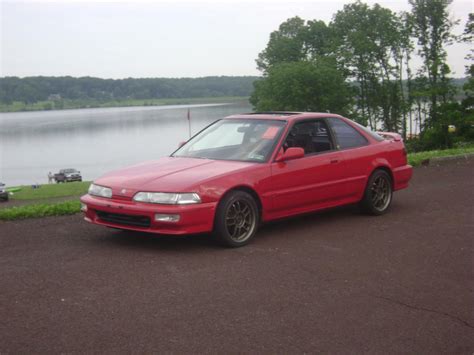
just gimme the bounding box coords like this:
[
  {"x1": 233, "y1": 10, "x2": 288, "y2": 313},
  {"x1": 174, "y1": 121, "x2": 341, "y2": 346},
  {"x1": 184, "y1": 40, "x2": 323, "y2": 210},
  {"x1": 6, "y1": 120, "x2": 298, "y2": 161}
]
[
  {"x1": 461, "y1": 13, "x2": 473, "y2": 110},
  {"x1": 331, "y1": 1, "x2": 405, "y2": 131},
  {"x1": 409, "y1": 0, "x2": 456, "y2": 129}
]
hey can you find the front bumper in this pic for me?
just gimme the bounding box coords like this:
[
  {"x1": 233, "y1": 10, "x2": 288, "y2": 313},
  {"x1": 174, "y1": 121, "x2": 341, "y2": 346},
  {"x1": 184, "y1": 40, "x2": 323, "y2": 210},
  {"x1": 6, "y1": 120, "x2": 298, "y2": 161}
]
[
  {"x1": 66, "y1": 176, "x2": 82, "y2": 181},
  {"x1": 80, "y1": 194, "x2": 217, "y2": 235}
]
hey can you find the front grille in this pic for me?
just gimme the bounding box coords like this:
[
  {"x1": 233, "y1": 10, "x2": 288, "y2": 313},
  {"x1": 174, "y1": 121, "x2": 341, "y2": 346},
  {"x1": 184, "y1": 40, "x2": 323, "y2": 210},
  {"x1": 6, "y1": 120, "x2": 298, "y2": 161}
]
[{"x1": 96, "y1": 210, "x2": 151, "y2": 228}]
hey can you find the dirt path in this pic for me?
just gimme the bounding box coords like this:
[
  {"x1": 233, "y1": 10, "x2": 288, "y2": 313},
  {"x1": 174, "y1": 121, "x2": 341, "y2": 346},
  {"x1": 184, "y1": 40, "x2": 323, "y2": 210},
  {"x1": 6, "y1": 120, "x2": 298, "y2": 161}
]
[{"x1": 1, "y1": 159, "x2": 473, "y2": 353}]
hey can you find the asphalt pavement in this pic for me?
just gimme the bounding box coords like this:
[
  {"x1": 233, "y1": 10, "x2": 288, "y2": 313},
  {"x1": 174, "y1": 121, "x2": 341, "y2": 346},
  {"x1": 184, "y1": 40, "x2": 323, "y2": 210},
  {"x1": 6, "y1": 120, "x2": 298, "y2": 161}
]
[{"x1": 1, "y1": 158, "x2": 473, "y2": 353}]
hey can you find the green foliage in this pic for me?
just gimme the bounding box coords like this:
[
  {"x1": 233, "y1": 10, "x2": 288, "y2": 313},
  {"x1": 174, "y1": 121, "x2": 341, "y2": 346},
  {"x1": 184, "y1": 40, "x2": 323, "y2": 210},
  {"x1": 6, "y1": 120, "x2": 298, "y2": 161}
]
[
  {"x1": 256, "y1": 17, "x2": 308, "y2": 72},
  {"x1": 409, "y1": 0, "x2": 457, "y2": 127},
  {"x1": 331, "y1": 1, "x2": 410, "y2": 131},
  {"x1": 0, "y1": 200, "x2": 81, "y2": 221},
  {"x1": 10, "y1": 181, "x2": 90, "y2": 200},
  {"x1": 255, "y1": 1, "x2": 417, "y2": 133},
  {"x1": 405, "y1": 99, "x2": 473, "y2": 152},
  {"x1": 252, "y1": 0, "x2": 473, "y2": 152},
  {"x1": 250, "y1": 60, "x2": 353, "y2": 114},
  {"x1": 256, "y1": 17, "x2": 333, "y2": 72}
]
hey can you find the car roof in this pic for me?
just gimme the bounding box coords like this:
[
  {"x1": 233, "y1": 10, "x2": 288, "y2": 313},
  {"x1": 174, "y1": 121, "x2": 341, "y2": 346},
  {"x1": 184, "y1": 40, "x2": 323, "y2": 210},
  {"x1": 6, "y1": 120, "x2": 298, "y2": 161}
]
[{"x1": 224, "y1": 111, "x2": 345, "y2": 123}]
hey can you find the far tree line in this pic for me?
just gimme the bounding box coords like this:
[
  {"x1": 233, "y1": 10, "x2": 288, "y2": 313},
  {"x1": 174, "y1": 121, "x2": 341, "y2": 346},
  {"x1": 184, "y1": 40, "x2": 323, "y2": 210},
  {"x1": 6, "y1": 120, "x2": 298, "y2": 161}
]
[
  {"x1": 0, "y1": 76, "x2": 258, "y2": 104},
  {"x1": 251, "y1": 0, "x2": 473, "y2": 150}
]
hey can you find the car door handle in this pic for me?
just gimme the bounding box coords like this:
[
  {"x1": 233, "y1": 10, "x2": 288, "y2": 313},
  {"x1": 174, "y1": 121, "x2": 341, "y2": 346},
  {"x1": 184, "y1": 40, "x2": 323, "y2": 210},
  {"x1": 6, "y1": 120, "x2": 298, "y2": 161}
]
[{"x1": 330, "y1": 159, "x2": 339, "y2": 164}]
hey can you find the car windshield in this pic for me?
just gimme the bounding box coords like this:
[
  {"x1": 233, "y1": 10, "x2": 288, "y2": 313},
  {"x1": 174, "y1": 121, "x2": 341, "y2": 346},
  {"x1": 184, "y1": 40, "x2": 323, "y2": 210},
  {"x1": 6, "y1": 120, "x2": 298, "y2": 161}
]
[
  {"x1": 172, "y1": 119, "x2": 286, "y2": 162},
  {"x1": 63, "y1": 169, "x2": 77, "y2": 173}
]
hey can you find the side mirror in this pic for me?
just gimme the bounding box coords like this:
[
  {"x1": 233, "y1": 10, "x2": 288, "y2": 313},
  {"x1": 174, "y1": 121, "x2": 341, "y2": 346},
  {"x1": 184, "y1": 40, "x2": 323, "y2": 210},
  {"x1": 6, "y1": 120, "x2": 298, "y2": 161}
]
[
  {"x1": 178, "y1": 141, "x2": 186, "y2": 148},
  {"x1": 275, "y1": 147, "x2": 305, "y2": 162}
]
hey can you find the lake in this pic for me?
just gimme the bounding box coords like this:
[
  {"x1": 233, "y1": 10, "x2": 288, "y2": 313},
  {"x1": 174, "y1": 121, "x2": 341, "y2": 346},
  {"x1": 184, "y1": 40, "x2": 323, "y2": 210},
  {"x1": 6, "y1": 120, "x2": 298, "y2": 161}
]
[{"x1": 0, "y1": 100, "x2": 252, "y2": 186}]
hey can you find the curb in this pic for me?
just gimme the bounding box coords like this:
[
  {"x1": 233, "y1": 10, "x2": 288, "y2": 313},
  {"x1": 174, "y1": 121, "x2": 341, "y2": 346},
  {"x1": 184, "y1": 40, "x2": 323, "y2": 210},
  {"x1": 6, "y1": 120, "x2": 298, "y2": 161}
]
[{"x1": 420, "y1": 153, "x2": 474, "y2": 166}]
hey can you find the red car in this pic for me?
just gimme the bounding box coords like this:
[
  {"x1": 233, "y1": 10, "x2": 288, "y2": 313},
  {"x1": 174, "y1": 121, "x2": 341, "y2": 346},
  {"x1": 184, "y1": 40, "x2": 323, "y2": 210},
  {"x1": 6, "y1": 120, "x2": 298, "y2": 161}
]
[{"x1": 80, "y1": 112, "x2": 412, "y2": 247}]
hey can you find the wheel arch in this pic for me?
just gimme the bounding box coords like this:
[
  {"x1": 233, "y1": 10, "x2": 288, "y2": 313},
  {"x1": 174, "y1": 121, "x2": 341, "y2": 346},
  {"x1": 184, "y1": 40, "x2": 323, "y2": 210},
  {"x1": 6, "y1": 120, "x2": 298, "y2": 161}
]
[
  {"x1": 218, "y1": 185, "x2": 263, "y2": 221},
  {"x1": 370, "y1": 165, "x2": 394, "y2": 189}
]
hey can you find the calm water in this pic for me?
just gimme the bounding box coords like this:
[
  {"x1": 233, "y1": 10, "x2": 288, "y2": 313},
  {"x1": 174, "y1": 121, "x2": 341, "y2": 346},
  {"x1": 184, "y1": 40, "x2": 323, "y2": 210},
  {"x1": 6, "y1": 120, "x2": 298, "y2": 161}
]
[{"x1": 0, "y1": 101, "x2": 252, "y2": 186}]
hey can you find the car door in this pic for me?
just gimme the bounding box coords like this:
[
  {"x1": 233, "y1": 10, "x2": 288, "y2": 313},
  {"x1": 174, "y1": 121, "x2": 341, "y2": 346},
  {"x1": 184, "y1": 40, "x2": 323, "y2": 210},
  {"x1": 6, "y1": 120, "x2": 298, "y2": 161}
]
[
  {"x1": 268, "y1": 119, "x2": 348, "y2": 216},
  {"x1": 326, "y1": 117, "x2": 373, "y2": 200}
]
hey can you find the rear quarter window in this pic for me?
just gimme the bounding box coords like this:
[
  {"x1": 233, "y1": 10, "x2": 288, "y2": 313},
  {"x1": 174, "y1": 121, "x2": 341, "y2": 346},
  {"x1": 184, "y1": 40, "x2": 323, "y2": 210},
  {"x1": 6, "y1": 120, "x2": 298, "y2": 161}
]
[
  {"x1": 327, "y1": 118, "x2": 368, "y2": 149},
  {"x1": 353, "y1": 122, "x2": 385, "y2": 142}
]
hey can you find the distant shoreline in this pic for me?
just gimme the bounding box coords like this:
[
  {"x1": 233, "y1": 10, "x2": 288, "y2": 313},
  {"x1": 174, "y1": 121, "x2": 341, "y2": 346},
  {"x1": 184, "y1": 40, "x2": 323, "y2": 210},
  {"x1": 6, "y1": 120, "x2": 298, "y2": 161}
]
[{"x1": 0, "y1": 96, "x2": 250, "y2": 113}]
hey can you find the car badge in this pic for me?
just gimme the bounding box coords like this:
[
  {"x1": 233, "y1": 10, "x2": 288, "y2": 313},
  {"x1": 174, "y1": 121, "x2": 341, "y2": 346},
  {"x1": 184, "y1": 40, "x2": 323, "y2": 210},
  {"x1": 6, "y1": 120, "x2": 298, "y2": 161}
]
[{"x1": 121, "y1": 189, "x2": 127, "y2": 195}]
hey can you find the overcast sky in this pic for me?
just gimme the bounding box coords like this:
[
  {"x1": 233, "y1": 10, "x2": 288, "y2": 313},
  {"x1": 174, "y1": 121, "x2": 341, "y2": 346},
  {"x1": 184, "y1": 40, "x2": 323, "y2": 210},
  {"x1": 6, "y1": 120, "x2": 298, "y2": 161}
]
[{"x1": 1, "y1": 0, "x2": 472, "y2": 79}]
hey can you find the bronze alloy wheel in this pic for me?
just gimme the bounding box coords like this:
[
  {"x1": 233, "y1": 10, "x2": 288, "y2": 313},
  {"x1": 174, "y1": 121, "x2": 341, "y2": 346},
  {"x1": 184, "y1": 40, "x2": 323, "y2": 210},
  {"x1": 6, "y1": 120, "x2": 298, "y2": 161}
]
[
  {"x1": 214, "y1": 190, "x2": 259, "y2": 247},
  {"x1": 371, "y1": 175, "x2": 392, "y2": 212},
  {"x1": 360, "y1": 169, "x2": 393, "y2": 215},
  {"x1": 225, "y1": 199, "x2": 257, "y2": 243}
]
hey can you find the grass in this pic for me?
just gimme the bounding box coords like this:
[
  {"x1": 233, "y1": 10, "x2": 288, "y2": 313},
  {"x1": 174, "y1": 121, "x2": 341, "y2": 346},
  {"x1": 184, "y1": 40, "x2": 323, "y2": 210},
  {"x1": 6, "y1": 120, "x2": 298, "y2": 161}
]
[
  {"x1": 0, "y1": 200, "x2": 81, "y2": 221},
  {"x1": 9, "y1": 181, "x2": 90, "y2": 200},
  {"x1": 0, "y1": 96, "x2": 249, "y2": 112},
  {"x1": 407, "y1": 144, "x2": 474, "y2": 166}
]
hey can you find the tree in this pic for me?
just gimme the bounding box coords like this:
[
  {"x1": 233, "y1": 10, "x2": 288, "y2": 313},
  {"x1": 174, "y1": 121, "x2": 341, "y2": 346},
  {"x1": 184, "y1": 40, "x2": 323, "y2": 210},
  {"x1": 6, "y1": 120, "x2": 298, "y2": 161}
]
[
  {"x1": 461, "y1": 13, "x2": 474, "y2": 110},
  {"x1": 331, "y1": 1, "x2": 406, "y2": 131},
  {"x1": 459, "y1": 13, "x2": 474, "y2": 141},
  {"x1": 256, "y1": 17, "x2": 307, "y2": 73},
  {"x1": 256, "y1": 17, "x2": 334, "y2": 74},
  {"x1": 409, "y1": 0, "x2": 457, "y2": 129},
  {"x1": 250, "y1": 59, "x2": 353, "y2": 114}
]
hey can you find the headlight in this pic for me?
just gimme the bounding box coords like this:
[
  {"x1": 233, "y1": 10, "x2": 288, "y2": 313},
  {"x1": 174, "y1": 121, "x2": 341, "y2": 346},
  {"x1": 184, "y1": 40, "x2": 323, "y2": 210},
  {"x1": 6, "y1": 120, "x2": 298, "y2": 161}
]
[
  {"x1": 133, "y1": 192, "x2": 201, "y2": 205},
  {"x1": 88, "y1": 183, "x2": 112, "y2": 198}
]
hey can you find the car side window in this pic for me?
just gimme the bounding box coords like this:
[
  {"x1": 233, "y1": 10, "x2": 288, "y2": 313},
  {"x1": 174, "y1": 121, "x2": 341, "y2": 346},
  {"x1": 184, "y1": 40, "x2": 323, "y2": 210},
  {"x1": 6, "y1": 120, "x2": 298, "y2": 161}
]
[
  {"x1": 284, "y1": 120, "x2": 334, "y2": 155},
  {"x1": 327, "y1": 118, "x2": 368, "y2": 149}
]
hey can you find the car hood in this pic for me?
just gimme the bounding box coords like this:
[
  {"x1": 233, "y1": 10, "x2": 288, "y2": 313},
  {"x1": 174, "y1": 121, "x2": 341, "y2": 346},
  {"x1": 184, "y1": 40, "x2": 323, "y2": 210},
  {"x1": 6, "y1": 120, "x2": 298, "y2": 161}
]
[{"x1": 94, "y1": 157, "x2": 256, "y2": 198}]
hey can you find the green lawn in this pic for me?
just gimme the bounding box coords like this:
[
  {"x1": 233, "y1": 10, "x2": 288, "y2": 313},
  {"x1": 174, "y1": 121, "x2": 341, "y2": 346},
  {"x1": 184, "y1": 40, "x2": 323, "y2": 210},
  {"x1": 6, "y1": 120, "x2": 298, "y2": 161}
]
[
  {"x1": 9, "y1": 181, "x2": 90, "y2": 200},
  {"x1": 407, "y1": 145, "x2": 474, "y2": 166},
  {"x1": 0, "y1": 200, "x2": 81, "y2": 221}
]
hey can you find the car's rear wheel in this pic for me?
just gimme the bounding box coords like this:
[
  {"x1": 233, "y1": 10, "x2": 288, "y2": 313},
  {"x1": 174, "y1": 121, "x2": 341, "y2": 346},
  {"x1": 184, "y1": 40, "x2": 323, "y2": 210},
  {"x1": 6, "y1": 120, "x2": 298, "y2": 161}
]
[
  {"x1": 360, "y1": 169, "x2": 393, "y2": 215},
  {"x1": 213, "y1": 191, "x2": 259, "y2": 247}
]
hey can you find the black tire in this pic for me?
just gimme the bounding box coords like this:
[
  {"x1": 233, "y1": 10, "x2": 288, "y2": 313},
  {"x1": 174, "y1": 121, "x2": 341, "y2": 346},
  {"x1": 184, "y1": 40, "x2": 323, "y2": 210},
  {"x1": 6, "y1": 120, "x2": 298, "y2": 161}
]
[
  {"x1": 213, "y1": 190, "x2": 259, "y2": 248},
  {"x1": 360, "y1": 169, "x2": 393, "y2": 215}
]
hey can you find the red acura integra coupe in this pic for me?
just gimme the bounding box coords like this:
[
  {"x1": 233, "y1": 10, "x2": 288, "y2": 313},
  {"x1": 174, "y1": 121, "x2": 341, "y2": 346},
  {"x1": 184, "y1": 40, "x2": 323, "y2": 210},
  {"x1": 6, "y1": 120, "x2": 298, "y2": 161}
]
[{"x1": 81, "y1": 112, "x2": 412, "y2": 247}]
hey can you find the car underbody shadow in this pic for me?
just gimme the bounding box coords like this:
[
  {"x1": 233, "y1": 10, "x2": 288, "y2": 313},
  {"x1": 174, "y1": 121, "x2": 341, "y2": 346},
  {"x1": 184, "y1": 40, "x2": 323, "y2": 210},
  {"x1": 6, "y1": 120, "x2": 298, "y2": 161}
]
[
  {"x1": 97, "y1": 201, "x2": 401, "y2": 250},
  {"x1": 256, "y1": 204, "x2": 363, "y2": 241},
  {"x1": 99, "y1": 228, "x2": 220, "y2": 251}
]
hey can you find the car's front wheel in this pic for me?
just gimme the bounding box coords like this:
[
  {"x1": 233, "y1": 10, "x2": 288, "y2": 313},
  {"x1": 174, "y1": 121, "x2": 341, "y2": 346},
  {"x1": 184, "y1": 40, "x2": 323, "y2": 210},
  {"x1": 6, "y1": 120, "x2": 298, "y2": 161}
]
[
  {"x1": 213, "y1": 190, "x2": 259, "y2": 247},
  {"x1": 360, "y1": 169, "x2": 393, "y2": 215}
]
